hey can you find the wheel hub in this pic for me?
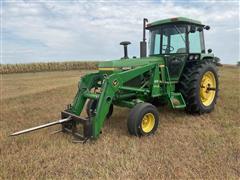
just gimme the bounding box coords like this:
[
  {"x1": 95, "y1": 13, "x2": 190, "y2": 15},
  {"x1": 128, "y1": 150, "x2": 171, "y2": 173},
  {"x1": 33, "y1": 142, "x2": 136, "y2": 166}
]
[
  {"x1": 200, "y1": 71, "x2": 216, "y2": 106},
  {"x1": 141, "y1": 113, "x2": 155, "y2": 133}
]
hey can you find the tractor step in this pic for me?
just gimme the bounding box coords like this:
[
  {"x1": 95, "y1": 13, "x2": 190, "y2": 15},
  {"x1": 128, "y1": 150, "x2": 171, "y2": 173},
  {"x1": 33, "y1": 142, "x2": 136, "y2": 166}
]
[{"x1": 169, "y1": 93, "x2": 186, "y2": 109}]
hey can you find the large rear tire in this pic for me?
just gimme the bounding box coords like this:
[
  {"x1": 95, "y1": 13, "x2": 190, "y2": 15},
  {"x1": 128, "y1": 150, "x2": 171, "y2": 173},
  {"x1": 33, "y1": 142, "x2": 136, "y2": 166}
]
[{"x1": 178, "y1": 60, "x2": 219, "y2": 114}]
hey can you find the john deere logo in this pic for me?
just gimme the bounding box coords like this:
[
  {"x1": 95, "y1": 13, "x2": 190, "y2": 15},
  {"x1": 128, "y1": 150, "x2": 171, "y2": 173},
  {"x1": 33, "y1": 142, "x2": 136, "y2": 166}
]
[{"x1": 112, "y1": 80, "x2": 119, "y2": 86}]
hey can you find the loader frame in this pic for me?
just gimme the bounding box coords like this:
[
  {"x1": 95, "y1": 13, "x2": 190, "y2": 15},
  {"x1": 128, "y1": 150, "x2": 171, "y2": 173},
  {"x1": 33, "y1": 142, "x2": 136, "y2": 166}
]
[{"x1": 67, "y1": 62, "x2": 185, "y2": 140}]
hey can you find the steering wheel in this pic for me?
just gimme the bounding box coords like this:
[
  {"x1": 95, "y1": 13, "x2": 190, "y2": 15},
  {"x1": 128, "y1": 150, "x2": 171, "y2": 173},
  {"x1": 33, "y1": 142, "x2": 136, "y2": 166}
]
[{"x1": 162, "y1": 45, "x2": 174, "y2": 52}]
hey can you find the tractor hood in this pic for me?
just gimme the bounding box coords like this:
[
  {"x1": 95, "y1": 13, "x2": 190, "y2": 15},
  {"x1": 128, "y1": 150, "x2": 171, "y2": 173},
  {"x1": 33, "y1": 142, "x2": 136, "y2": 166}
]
[{"x1": 98, "y1": 56, "x2": 164, "y2": 70}]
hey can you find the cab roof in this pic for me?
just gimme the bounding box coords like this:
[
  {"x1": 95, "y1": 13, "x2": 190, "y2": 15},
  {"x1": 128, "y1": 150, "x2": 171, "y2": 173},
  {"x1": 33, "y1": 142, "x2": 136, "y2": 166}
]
[{"x1": 146, "y1": 17, "x2": 204, "y2": 28}]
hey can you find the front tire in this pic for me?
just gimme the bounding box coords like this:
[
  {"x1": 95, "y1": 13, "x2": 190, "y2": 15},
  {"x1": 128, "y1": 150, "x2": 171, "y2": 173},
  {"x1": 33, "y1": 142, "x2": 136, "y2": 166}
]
[
  {"x1": 178, "y1": 60, "x2": 219, "y2": 114},
  {"x1": 127, "y1": 103, "x2": 159, "y2": 136}
]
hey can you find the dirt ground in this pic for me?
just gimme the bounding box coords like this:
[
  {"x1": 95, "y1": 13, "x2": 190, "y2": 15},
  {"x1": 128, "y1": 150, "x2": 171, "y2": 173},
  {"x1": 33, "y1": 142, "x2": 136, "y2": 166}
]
[{"x1": 0, "y1": 66, "x2": 239, "y2": 179}]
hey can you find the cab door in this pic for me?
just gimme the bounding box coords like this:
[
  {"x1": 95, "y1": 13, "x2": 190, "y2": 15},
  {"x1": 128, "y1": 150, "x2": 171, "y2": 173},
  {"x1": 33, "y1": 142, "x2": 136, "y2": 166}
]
[{"x1": 161, "y1": 25, "x2": 188, "y2": 81}]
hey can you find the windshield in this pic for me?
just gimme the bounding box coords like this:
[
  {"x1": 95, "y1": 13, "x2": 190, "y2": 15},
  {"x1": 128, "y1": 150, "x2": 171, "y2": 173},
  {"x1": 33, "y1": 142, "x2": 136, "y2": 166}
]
[{"x1": 149, "y1": 25, "x2": 187, "y2": 55}]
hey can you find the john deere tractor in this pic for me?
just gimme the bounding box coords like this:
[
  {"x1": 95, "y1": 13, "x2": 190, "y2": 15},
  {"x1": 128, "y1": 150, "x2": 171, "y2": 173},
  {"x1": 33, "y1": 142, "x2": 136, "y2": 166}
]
[{"x1": 11, "y1": 17, "x2": 219, "y2": 142}]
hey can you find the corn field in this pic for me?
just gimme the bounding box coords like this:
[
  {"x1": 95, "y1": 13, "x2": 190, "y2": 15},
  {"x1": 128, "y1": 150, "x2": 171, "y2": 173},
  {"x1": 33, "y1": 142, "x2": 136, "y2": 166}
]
[{"x1": 0, "y1": 61, "x2": 98, "y2": 74}]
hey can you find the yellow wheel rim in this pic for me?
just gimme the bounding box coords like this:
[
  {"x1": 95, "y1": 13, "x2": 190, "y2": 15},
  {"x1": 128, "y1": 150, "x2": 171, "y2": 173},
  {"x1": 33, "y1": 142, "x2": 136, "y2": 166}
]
[
  {"x1": 200, "y1": 71, "x2": 216, "y2": 106},
  {"x1": 141, "y1": 113, "x2": 155, "y2": 133}
]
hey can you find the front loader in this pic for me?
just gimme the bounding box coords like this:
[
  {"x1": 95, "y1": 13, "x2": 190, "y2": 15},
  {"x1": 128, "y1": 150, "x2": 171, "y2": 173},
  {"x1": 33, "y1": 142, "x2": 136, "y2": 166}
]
[{"x1": 11, "y1": 17, "x2": 219, "y2": 142}]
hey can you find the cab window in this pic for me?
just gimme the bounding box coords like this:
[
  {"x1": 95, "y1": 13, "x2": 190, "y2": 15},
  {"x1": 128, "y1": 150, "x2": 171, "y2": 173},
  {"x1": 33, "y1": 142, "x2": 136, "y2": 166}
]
[
  {"x1": 149, "y1": 29, "x2": 161, "y2": 55},
  {"x1": 189, "y1": 31, "x2": 202, "y2": 53},
  {"x1": 162, "y1": 25, "x2": 187, "y2": 54}
]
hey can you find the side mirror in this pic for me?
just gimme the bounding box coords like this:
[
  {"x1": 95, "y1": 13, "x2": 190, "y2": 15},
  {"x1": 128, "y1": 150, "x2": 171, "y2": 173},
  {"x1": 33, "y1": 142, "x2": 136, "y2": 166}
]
[
  {"x1": 208, "y1": 49, "x2": 212, "y2": 53},
  {"x1": 189, "y1": 25, "x2": 196, "y2": 33},
  {"x1": 204, "y1": 25, "x2": 210, "y2": 30},
  {"x1": 197, "y1": 27, "x2": 203, "y2": 32}
]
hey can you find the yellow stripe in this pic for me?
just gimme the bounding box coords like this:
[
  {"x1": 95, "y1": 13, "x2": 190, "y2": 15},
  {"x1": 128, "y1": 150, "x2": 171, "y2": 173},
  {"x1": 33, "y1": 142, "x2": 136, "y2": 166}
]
[
  {"x1": 159, "y1": 65, "x2": 165, "y2": 68},
  {"x1": 98, "y1": 67, "x2": 116, "y2": 71}
]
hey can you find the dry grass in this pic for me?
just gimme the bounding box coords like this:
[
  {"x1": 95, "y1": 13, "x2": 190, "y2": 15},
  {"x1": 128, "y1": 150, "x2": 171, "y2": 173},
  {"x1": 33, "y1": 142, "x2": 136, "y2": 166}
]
[
  {"x1": 0, "y1": 61, "x2": 97, "y2": 74},
  {"x1": 0, "y1": 66, "x2": 239, "y2": 179}
]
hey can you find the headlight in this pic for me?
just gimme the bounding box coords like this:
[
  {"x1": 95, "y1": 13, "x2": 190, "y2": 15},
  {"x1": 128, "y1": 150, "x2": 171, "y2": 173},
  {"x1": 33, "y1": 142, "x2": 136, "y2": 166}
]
[
  {"x1": 194, "y1": 54, "x2": 200, "y2": 60},
  {"x1": 189, "y1": 55, "x2": 194, "y2": 60}
]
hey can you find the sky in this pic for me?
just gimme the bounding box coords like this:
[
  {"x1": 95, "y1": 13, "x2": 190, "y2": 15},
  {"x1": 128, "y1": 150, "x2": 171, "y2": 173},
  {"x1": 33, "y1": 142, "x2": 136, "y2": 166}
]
[{"x1": 1, "y1": 0, "x2": 239, "y2": 64}]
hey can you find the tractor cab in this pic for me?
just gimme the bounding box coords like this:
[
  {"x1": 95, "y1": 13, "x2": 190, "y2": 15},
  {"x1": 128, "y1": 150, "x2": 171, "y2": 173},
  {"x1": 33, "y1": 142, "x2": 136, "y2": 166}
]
[
  {"x1": 144, "y1": 17, "x2": 210, "y2": 80},
  {"x1": 146, "y1": 17, "x2": 207, "y2": 55}
]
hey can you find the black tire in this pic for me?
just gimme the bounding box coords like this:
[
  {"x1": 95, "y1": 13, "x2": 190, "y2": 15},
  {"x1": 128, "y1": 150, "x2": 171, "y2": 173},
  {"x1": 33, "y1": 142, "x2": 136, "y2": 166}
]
[
  {"x1": 127, "y1": 103, "x2": 159, "y2": 136},
  {"x1": 177, "y1": 60, "x2": 219, "y2": 114},
  {"x1": 86, "y1": 99, "x2": 113, "y2": 119}
]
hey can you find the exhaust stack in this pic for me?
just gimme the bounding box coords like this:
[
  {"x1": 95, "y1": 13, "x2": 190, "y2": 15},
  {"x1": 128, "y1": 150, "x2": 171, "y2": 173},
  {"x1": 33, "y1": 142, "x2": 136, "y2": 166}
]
[{"x1": 140, "y1": 18, "x2": 148, "y2": 58}]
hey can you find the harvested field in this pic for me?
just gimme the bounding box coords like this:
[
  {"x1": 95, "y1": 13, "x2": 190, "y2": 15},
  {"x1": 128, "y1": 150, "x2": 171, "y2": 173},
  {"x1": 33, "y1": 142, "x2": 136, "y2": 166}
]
[{"x1": 0, "y1": 66, "x2": 239, "y2": 179}]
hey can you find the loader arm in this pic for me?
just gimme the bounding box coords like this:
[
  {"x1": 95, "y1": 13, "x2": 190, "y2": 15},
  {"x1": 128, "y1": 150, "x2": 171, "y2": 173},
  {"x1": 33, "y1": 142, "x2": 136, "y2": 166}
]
[
  {"x1": 69, "y1": 63, "x2": 161, "y2": 139},
  {"x1": 70, "y1": 72, "x2": 104, "y2": 115}
]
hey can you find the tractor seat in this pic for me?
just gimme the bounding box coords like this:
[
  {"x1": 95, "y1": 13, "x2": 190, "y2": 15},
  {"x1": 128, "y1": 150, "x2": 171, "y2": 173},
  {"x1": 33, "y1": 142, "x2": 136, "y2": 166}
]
[{"x1": 176, "y1": 48, "x2": 186, "y2": 53}]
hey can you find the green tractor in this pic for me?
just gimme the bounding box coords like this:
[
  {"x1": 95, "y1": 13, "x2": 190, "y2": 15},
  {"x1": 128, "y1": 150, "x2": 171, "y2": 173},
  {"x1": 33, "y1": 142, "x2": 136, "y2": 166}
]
[{"x1": 11, "y1": 17, "x2": 219, "y2": 142}]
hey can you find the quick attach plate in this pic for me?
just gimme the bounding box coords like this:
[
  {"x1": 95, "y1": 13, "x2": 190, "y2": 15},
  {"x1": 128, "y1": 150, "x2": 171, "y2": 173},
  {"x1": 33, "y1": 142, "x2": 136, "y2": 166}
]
[{"x1": 61, "y1": 111, "x2": 92, "y2": 143}]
